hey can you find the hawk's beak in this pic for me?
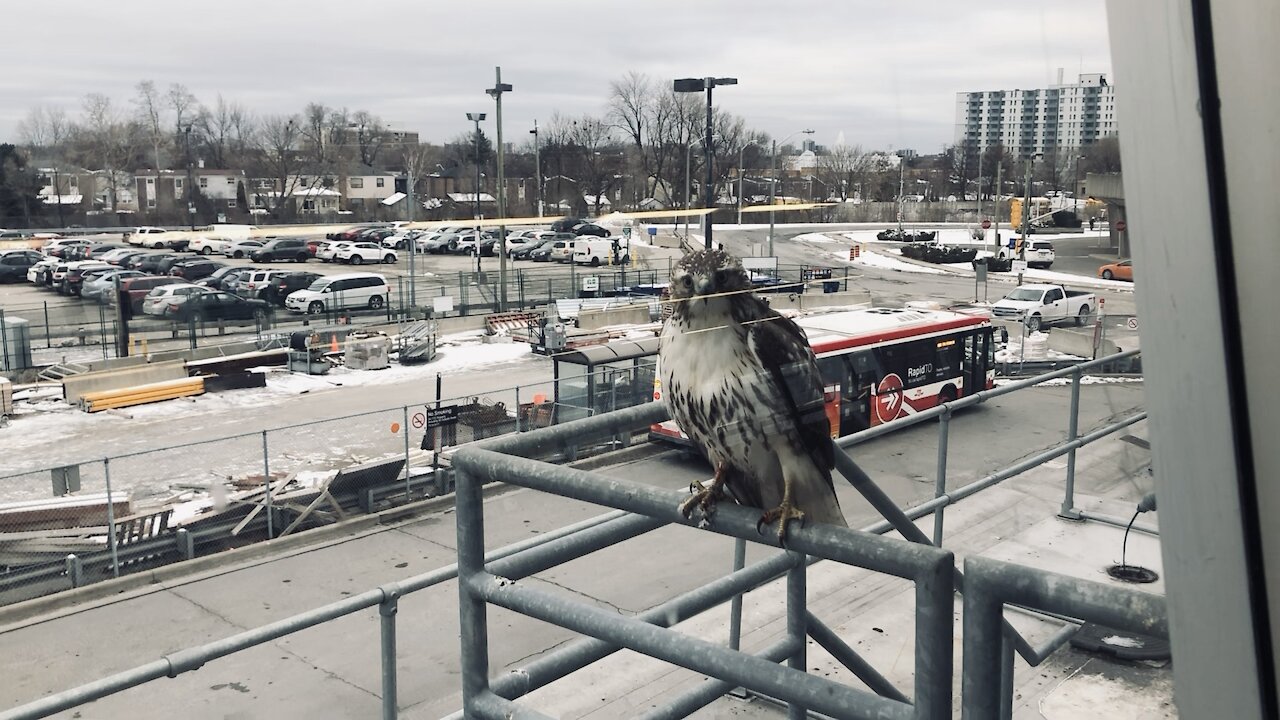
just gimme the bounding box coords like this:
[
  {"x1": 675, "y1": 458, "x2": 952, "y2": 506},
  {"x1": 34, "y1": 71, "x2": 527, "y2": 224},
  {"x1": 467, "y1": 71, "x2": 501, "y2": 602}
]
[{"x1": 694, "y1": 276, "x2": 713, "y2": 296}]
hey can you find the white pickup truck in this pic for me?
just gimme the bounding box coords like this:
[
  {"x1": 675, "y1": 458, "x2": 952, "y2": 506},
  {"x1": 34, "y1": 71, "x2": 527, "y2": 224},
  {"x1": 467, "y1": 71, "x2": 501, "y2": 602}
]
[{"x1": 992, "y1": 283, "x2": 1096, "y2": 332}]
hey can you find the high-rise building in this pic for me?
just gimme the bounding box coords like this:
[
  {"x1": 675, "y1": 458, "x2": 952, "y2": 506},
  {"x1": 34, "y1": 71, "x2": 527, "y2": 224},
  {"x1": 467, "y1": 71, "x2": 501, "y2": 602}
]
[{"x1": 954, "y1": 72, "x2": 1117, "y2": 158}]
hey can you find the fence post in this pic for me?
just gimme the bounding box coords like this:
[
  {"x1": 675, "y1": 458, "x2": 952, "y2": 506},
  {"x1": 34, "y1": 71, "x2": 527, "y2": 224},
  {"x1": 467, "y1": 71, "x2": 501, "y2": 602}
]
[
  {"x1": 403, "y1": 405, "x2": 411, "y2": 499},
  {"x1": 103, "y1": 458, "x2": 120, "y2": 578},
  {"x1": 262, "y1": 431, "x2": 274, "y2": 539},
  {"x1": 176, "y1": 527, "x2": 195, "y2": 560},
  {"x1": 933, "y1": 406, "x2": 952, "y2": 547},
  {"x1": 1059, "y1": 366, "x2": 1084, "y2": 519},
  {"x1": 729, "y1": 538, "x2": 747, "y2": 651},
  {"x1": 44, "y1": 301, "x2": 52, "y2": 348},
  {"x1": 0, "y1": 308, "x2": 9, "y2": 370},
  {"x1": 786, "y1": 553, "x2": 807, "y2": 720},
  {"x1": 514, "y1": 386, "x2": 521, "y2": 432},
  {"x1": 380, "y1": 591, "x2": 400, "y2": 720},
  {"x1": 65, "y1": 554, "x2": 83, "y2": 589}
]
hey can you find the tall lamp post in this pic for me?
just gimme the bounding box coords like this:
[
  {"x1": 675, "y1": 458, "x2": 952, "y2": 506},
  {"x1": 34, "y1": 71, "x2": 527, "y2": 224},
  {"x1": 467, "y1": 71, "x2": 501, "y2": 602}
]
[
  {"x1": 767, "y1": 129, "x2": 814, "y2": 257},
  {"x1": 736, "y1": 141, "x2": 757, "y2": 225},
  {"x1": 183, "y1": 125, "x2": 195, "y2": 231},
  {"x1": 1018, "y1": 151, "x2": 1043, "y2": 285},
  {"x1": 466, "y1": 112, "x2": 486, "y2": 277},
  {"x1": 674, "y1": 76, "x2": 737, "y2": 250},
  {"x1": 1072, "y1": 154, "x2": 1086, "y2": 218},
  {"x1": 530, "y1": 120, "x2": 543, "y2": 218},
  {"x1": 486, "y1": 68, "x2": 513, "y2": 312}
]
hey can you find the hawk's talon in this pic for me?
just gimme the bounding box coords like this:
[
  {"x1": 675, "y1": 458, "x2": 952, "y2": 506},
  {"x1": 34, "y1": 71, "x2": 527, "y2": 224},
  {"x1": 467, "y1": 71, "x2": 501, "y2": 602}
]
[
  {"x1": 678, "y1": 464, "x2": 728, "y2": 522},
  {"x1": 759, "y1": 502, "x2": 806, "y2": 541}
]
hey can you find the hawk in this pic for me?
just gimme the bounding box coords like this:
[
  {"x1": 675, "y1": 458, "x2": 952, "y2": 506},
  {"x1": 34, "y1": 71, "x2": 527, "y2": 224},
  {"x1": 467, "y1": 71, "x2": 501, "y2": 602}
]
[{"x1": 658, "y1": 248, "x2": 847, "y2": 538}]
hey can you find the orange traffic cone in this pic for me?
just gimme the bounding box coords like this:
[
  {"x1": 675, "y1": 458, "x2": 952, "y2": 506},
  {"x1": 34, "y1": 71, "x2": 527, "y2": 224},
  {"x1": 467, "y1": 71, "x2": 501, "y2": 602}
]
[{"x1": 330, "y1": 336, "x2": 340, "y2": 353}]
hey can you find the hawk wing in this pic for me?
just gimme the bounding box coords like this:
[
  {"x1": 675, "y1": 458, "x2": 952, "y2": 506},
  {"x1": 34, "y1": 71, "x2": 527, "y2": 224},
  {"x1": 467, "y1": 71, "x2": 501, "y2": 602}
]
[{"x1": 747, "y1": 308, "x2": 836, "y2": 482}]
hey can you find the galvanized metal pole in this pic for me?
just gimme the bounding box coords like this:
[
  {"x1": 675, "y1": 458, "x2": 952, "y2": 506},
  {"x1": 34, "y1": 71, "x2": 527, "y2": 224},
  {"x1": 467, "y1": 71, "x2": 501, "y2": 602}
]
[
  {"x1": 103, "y1": 458, "x2": 120, "y2": 577},
  {"x1": 768, "y1": 140, "x2": 777, "y2": 257},
  {"x1": 999, "y1": 633, "x2": 1015, "y2": 720},
  {"x1": 702, "y1": 79, "x2": 715, "y2": 250},
  {"x1": 785, "y1": 553, "x2": 807, "y2": 720},
  {"x1": 261, "y1": 431, "x2": 274, "y2": 539},
  {"x1": 379, "y1": 594, "x2": 400, "y2": 720},
  {"x1": 403, "y1": 405, "x2": 411, "y2": 499},
  {"x1": 933, "y1": 407, "x2": 952, "y2": 547},
  {"x1": 490, "y1": 67, "x2": 511, "y2": 312},
  {"x1": 728, "y1": 538, "x2": 746, "y2": 651},
  {"x1": 1059, "y1": 366, "x2": 1084, "y2": 518},
  {"x1": 454, "y1": 468, "x2": 491, "y2": 713}
]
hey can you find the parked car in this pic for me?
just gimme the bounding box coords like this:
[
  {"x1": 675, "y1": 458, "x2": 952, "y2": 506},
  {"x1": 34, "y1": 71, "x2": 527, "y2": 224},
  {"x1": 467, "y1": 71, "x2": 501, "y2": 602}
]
[
  {"x1": 80, "y1": 269, "x2": 145, "y2": 301},
  {"x1": 130, "y1": 252, "x2": 172, "y2": 273},
  {"x1": 549, "y1": 238, "x2": 580, "y2": 263},
  {"x1": 529, "y1": 242, "x2": 557, "y2": 262},
  {"x1": 510, "y1": 236, "x2": 555, "y2": 261},
  {"x1": 44, "y1": 239, "x2": 90, "y2": 258},
  {"x1": 203, "y1": 267, "x2": 256, "y2": 291},
  {"x1": 169, "y1": 259, "x2": 225, "y2": 281},
  {"x1": 153, "y1": 255, "x2": 188, "y2": 275},
  {"x1": 335, "y1": 242, "x2": 396, "y2": 265},
  {"x1": 574, "y1": 238, "x2": 629, "y2": 266},
  {"x1": 265, "y1": 271, "x2": 322, "y2": 306},
  {"x1": 305, "y1": 239, "x2": 328, "y2": 256},
  {"x1": 285, "y1": 272, "x2": 392, "y2": 314},
  {"x1": 87, "y1": 244, "x2": 127, "y2": 260},
  {"x1": 125, "y1": 226, "x2": 171, "y2": 248},
  {"x1": 229, "y1": 269, "x2": 288, "y2": 299},
  {"x1": 112, "y1": 251, "x2": 150, "y2": 269},
  {"x1": 223, "y1": 239, "x2": 264, "y2": 259},
  {"x1": 317, "y1": 241, "x2": 353, "y2": 262},
  {"x1": 111, "y1": 276, "x2": 184, "y2": 312},
  {"x1": 188, "y1": 236, "x2": 231, "y2": 256},
  {"x1": 326, "y1": 224, "x2": 389, "y2": 242},
  {"x1": 142, "y1": 283, "x2": 208, "y2": 317},
  {"x1": 419, "y1": 233, "x2": 458, "y2": 254},
  {"x1": 0, "y1": 250, "x2": 44, "y2": 283},
  {"x1": 59, "y1": 262, "x2": 113, "y2": 295},
  {"x1": 1098, "y1": 259, "x2": 1133, "y2": 281},
  {"x1": 28, "y1": 257, "x2": 59, "y2": 285},
  {"x1": 572, "y1": 222, "x2": 610, "y2": 238},
  {"x1": 550, "y1": 217, "x2": 583, "y2": 232},
  {"x1": 170, "y1": 291, "x2": 273, "y2": 324},
  {"x1": 250, "y1": 238, "x2": 311, "y2": 263}
]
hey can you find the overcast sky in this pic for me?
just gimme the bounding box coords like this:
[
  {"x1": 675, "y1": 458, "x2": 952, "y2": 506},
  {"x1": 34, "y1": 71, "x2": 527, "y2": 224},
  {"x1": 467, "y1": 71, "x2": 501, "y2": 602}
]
[{"x1": 0, "y1": 0, "x2": 1111, "y2": 154}]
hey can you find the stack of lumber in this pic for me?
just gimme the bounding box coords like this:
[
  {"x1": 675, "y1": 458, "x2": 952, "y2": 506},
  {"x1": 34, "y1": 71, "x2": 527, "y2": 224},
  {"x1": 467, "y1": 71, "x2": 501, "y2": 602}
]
[{"x1": 79, "y1": 377, "x2": 205, "y2": 412}]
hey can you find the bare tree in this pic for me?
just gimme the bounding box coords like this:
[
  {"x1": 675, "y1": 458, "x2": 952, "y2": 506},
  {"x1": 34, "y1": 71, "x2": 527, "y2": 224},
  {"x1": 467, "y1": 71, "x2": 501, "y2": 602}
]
[
  {"x1": 818, "y1": 143, "x2": 876, "y2": 201},
  {"x1": 569, "y1": 115, "x2": 623, "y2": 216},
  {"x1": 608, "y1": 71, "x2": 652, "y2": 203},
  {"x1": 195, "y1": 94, "x2": 251, "y2": 169},
  {"x1": 133, "y1": 80, "x2": 168, "y2": 170},
  {"x1": 254, "y1": 114, "x2": 302, "y2": 217},
  {"x1": 81, "y1": 93, "x2": 145, "y2": 210},
  {"x1": 168, "y1": 83, "x2": 198, "y2": 136},
  {"x1": 350, "y1": 110, "x2": 388, "y2": 167}
]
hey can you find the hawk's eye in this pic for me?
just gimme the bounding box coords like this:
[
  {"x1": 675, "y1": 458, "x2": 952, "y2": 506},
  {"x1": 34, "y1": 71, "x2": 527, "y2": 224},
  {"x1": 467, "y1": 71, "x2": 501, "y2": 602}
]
[
  {"x1": 680, "y1": 275, "x2": 693, "y2": 289},
  {"x1": 714, "y1": 269, "x2": 730, "y2": 287}
]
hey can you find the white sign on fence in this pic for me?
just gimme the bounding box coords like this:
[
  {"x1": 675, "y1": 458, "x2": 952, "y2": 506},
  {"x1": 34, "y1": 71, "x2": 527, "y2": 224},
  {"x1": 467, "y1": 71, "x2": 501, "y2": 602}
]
[
  {"x1": 1011, "y1": 260, "x2": 1028, "y2": 274},
  {"x1": 433, "y1": 296, "x2": 455, "y2": 313}
]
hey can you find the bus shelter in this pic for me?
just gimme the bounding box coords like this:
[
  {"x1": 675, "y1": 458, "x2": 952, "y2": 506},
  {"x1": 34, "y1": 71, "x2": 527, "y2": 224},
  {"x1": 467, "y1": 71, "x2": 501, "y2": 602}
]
[{"x1": 550, "y1": 337, "x2": 659, "y2": 424}]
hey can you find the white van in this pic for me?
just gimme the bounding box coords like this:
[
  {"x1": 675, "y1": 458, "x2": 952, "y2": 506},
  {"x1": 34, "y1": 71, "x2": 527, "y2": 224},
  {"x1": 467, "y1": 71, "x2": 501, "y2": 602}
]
[
  {"x1": 573, "y1": 238, "x2": 628, "y2": 266},
  {"x1": 284, "y1": 272, "x2": 392, "y2": 314}
]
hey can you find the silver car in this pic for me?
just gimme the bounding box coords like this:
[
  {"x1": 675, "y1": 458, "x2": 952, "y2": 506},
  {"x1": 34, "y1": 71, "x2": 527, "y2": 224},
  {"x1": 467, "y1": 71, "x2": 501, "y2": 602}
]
[{"x1": 141, "y1": 283, "x2": 209, "y2": 317}]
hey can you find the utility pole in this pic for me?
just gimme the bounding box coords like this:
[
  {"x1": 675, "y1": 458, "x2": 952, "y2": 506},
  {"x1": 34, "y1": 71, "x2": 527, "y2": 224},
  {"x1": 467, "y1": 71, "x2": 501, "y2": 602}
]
[
  {"x1": 406, "y1": 166, "x2": 417, "y2": 309},
  {"x1": 1017, "y1": 153, "x2": 1038, "y2": 285},
  {"x1": 53, "y1": 167, "x2": 65, "y2": 228},
  {"x1": 673, "y1": 76, "x2": 737, "y2": 250},
  {"x1": 487, "y1": 67, "x2": 513, "y2": 312},
  {"x1": 466, "y1": 112, "x2": 486, "y2": 278},
  {"x1": 993, "y1": 162, "x2": 1002, "y2": 251},
  {"x1": 183, "y1": 126, "x2": 196, "y2": 231},
  {"x1": 767, "y1": 129, "x2": 814, "y2": 257},
  {"x1": 530, "y1": 120, "x2": 543, "y2": 217},
  {"x1": 896, "y1": 154, "x2": 906, "y2": 233}
]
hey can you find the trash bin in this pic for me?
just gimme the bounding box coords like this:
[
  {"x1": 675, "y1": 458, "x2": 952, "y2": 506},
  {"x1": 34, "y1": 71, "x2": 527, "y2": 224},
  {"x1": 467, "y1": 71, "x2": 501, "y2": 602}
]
[{"x1": 822, "y1": 280, "x2": 840, "y2": 293}]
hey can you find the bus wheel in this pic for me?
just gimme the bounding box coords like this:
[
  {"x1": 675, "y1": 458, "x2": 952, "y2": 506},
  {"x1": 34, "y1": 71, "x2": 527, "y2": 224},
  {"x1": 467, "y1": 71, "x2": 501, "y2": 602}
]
[{"x1": 939, "y1": 385, "x2": 957, "y2": 405}]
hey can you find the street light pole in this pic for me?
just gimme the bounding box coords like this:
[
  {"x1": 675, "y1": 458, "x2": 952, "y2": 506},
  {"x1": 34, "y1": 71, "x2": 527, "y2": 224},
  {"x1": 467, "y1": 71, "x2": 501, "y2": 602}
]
[
  {"x1": 183, "y1": 126, "x2": 195, "y2": 231},
  {"x1": 530, "y1": 120, "x2": 543, "y2": 218},
  {"x1": 674, "y1": 76, "x2": 738, "y2": 250},
  {"x1": 736, "y1": 142, "x2": 756, "y2": 225},
  {"x1": 1073, "y1": 154, "x2": 1085, "y2": 218},
  {"x1": 1017, "y1": 152, "x2": 1041, "y2": 285},
  {"x1": 767, "y1": 129, "x2": 814, "y2": 257},
  {"x1": 487, "y1": 67, "x2": 513, "y2": 312},
  {"x1": 466, "y1": 112, "x2": 487, "y2": 278}
]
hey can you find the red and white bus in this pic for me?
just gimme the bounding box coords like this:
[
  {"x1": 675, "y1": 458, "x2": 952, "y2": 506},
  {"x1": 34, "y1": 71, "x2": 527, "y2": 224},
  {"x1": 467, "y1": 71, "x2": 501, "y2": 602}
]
[{"x1": 650, "y1": 307, "x2": 997, "y2": 444}]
